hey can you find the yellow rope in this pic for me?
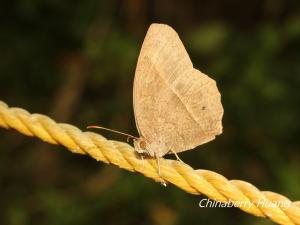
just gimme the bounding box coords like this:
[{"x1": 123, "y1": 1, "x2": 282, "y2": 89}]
[{"x1": 0, "y1": 100, "x2": 299, "y2": 225}]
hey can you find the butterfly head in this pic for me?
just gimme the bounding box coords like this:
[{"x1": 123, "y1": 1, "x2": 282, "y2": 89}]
[
  {"x1": 134, "y1": 137, "x2": 156, "y2": 157},
  {"x1": 134, "y1": 137, "x2": 168, "y2": 157}
]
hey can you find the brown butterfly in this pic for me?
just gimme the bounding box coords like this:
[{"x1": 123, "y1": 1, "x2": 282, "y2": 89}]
[{"x1": 89, "y1": 23, "x2": 223, "y2": 169}]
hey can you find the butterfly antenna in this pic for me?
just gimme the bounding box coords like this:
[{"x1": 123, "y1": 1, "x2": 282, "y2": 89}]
[{"x1": 87, "y1": 125, "x2": 138, "y2": 140}]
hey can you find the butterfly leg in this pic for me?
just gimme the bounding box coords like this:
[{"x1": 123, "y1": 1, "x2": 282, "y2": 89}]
[
  {"x1": 154, "y1": 153, "x2": 167, "y2": 186},
  {"x1": 140, "y1": 155, "x2": 145, "y2": 167},
  {"x1": 169, "y1": 149, "x2": 184, "y2": 163},
  {"x1": 155, "y1": 153, "x2": 161, "y2": 176}
]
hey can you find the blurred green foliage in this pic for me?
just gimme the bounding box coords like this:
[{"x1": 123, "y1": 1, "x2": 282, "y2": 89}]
[{"x1": 0, "y1": 1, "x2": 299, "y2": 225}]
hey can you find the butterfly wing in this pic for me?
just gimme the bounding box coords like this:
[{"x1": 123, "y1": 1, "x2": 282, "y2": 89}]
[{"x1": 133, "y1": 24, "x2": 223, "y2": 156}]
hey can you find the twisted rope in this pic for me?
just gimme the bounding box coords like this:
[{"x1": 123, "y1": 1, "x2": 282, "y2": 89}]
[{"x1": 0, "y1": 100, "x2": 299, "y2": 225}]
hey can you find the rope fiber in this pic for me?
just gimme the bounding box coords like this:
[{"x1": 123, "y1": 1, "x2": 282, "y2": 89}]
[{"x1": 0, "y1": 100, "x2": 299, "y2": 225}]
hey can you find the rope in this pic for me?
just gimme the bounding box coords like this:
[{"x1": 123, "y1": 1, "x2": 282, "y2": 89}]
[{"x1": 0, "y1": 100, "x2": 299, "y2": 225}]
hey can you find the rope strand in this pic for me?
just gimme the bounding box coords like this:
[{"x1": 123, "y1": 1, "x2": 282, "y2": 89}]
[{"x1": 0, "y1": 100, "x2": 299, "y2": 225}]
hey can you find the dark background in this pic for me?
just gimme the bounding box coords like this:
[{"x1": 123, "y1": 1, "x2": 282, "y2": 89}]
[{"x1": 0, "y1": 0, "x2": 299, "y2": 225}]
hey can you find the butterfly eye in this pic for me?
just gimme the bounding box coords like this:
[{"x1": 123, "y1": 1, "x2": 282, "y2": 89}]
[{"x1": 139, "y1": 140, "x2": 147, "y2": 149}]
